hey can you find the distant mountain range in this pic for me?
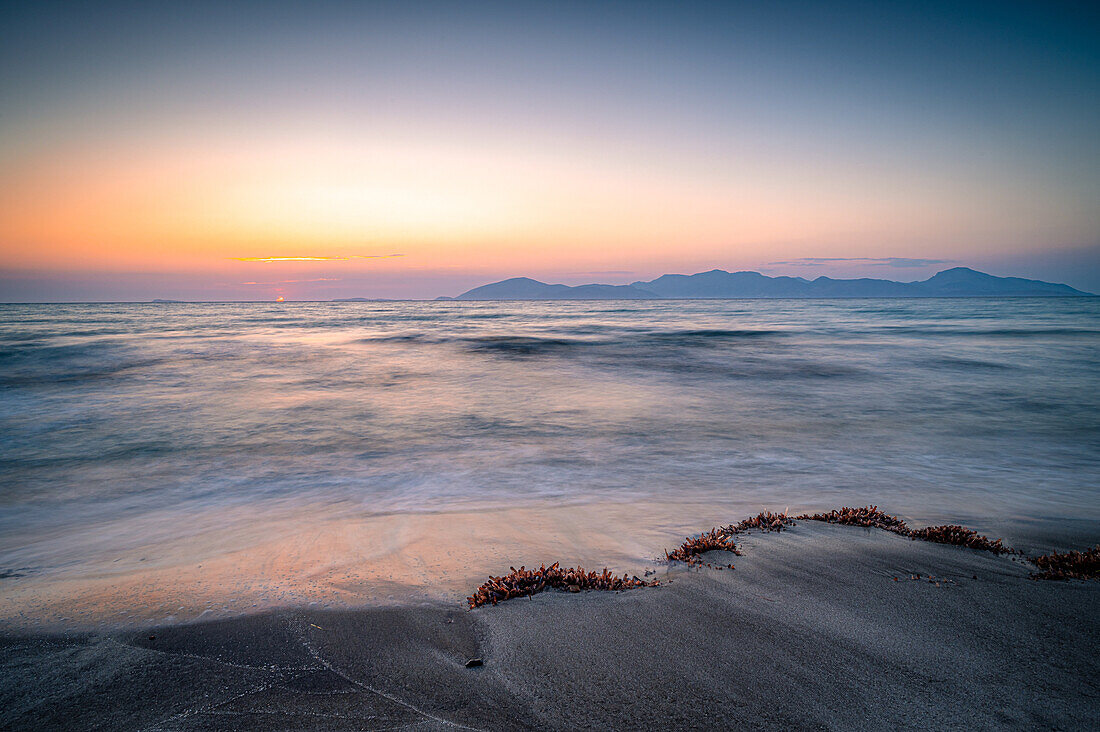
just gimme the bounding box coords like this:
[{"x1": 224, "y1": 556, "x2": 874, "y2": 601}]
[{"x1": 438, "y1": 267, "x2": 1092, "y2": 300}]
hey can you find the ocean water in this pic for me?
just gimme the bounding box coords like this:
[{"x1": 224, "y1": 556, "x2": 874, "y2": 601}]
[{"x1": 1, "y1": 298, "x2": 1098, "y2": 627}]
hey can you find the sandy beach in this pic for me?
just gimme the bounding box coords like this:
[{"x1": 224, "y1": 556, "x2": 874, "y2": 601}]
[{"x1": 3, "y1": 520, "x2": 1097, "y2": 730}]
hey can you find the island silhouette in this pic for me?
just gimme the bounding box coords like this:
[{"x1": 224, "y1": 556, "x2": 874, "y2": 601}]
[{"x1": 436, "y1": 267, "x2": 1092, "y2": 300}]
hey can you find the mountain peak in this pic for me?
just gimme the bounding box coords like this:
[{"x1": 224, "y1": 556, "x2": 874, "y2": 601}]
[
  {"x1": 500, "y1": 276, "x2": 546, "y2": 284},
  {"x1": 926, "y1": 267, "x2": 987, "y2": 280}
]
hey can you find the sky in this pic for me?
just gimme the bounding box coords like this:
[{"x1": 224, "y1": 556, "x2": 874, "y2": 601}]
[{"x1": 1, "y1": 0, "x2": 1098, "y2": 301}]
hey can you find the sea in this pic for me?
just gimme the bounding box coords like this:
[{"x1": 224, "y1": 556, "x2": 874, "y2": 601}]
[{"x1": 1, "y1": 298, "x2": 1098, "y2": 628}]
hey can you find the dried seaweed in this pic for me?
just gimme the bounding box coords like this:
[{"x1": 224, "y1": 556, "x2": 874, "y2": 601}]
[
  {"x1": 467, "y1": 563, "x2": 654, "y2": 608},
  {"x1": 796, "y1": 505, "x2": 910, "y2": 535},
  {"x1": 909, "y1": 525, "x2": 1009, "y2": 554},
  {"x1": 725, "y1": 511, "x2": 794, "y2": 534},
  {"x1": 664, "y1": 528, "x2": 742, "y2": 566},
  {"x1": 1030, "y1": 546, "x2": 1100, "y2": 580},
  {"x1": 468, "y1": 506, "x2": 1097, "y2": 610}
]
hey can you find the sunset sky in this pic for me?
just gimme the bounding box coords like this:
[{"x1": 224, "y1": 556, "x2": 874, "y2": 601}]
[{"x1": 2, "y1": 1, "x2": 1098, "y2": 300}]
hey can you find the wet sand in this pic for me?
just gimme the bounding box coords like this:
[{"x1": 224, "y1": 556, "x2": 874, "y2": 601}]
[
  {"x1": 2, "y1": 521, "x2": 1097, "y2": 730},
  {"x1": 8, "y1": 498, "x2": 1099, "y2": 634}
]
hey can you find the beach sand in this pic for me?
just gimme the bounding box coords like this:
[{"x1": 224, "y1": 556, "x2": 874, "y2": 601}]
[{"x1": 2, "y1": 521, "x2": 1097, "y2": 730}]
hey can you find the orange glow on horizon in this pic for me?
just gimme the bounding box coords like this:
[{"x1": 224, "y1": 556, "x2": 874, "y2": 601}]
[
  {"x1": 232, "y1": 255, "x2": 403, "y2": 262},
  {"x1": 0, "y1": 125, "x2": 1090, "y2": 282},
  {"x1": 2, "y1": 1, "x2": 1097, "y2": 302}
]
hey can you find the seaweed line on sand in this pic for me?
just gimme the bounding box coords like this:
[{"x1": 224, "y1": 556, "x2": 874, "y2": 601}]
[
  {"x1": 467, "y1": 506, "x2": 1100, "y2": 609},
  {"x1": 664, "y1": 528, "x2": 742, "y2": 567},
  {"x1": 725, "y1": 510, "x2": 795, "y2": 534},
  {"x1": 1030, "y1": 546, "x2": 1100, "y2": 580},
  {"x1": 909, "y1": 525, "x2": 1010, "y2": 554},
  {"x1": 467, "y1": 563, "x2": 656, "y2": 609},
  {"x1": 795, "y1": 506, "x2": 911, "y2": 535}
]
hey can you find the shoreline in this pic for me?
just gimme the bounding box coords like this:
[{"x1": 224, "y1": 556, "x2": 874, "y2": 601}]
[
  {"x1": 4, "y1": 500, "x2": 1100, "y2": 635},
  {"x1": 3, "y1": 520, "x2": 1098, "y2": 729}
]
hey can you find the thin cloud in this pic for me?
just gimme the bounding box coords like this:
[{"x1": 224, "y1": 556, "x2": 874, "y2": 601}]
[
  {"x1": 240, "y1": 278, "x2": 342, "y2": 285},
  {"x1": 769, "y1": 257, "x2": 952, "y2": 268},
  {"x1": 232, "y1": 254, "x2": 405, "y2": 262}
]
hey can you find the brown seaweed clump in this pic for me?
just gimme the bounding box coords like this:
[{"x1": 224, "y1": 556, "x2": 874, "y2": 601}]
[
  {"x1": 467, "y1": 563, "x2": 653, "y2": 608},
  {"x1": 1030, "y1": 546, "x2": 1100, "y2": 580},
  {"x1": 796, "y1": 505, "x2": 910, "y2": 535},
  {"x1": 664, "y1": 528, "x2": 742, "y2": 566},
  {"x1": 726, "y1": 511, "x2": 794, "y2": 534},
  {"x1": 909, "y1": 525, "x2": 1009, "y2": 554}
]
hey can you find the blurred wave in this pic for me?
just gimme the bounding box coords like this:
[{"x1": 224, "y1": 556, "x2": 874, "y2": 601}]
[{"x1": 0, "y1": 298, "x2": 1098, "y2": 583}]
